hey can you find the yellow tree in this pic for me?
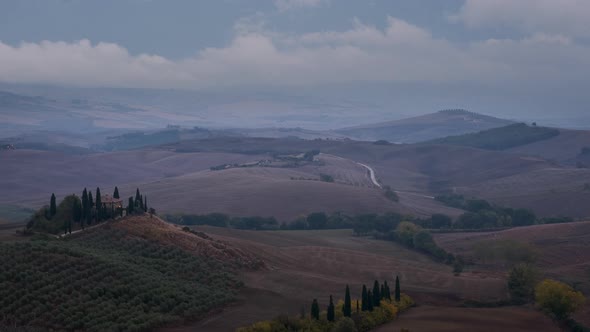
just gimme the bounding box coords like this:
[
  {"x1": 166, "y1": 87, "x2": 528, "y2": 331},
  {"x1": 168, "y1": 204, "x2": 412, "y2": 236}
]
[{"x1": 535, "y1": 279, "x2": 585, "y2": 320}]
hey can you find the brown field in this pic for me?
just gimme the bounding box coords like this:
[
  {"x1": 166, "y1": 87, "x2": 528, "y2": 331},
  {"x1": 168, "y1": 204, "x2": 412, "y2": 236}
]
[
  {"x1": 435, "y1": 221, "x2": 590, "y2": 326},
  {"x1": 162, "y1": 227, "x2": 513, "y2": 331},
  {"x1": 508, "y1": 129, "x2": 590, "y2": 165}
]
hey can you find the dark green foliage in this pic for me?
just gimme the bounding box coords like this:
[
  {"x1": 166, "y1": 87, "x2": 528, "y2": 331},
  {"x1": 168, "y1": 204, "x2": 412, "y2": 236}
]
[
  {"x1": 436, "y1": 194, "x2": 538, "y2": 229},
  {"x1": 95, "y1": 188, "x2": 102, "y2": 222},
  {"x1": 49, "y1": 194, "x2": 57, "y2": 218},
  {"x1": 361, "y1": 285, "x2": 368, "y2": 311},
  {"x1": 508, "y1": 264, "x2": 537, "y2": 304},
  {"x1": 144, "y1": 196, "x2": 148, "y2": 212},
  {"x1": 453, "y1": 257, "x2": 464, "y2": 275},
  {"x1": 303, "y1": 149, "x2": 320, "y2": 161},
  {"x1": 113, "y1": 187, "x2": 120, "y2": 199},
  {"x1": 319, "y1": 173, "x2": 335, "y2": 183},
  {"x1": 372, "y1": 281, "x2": 380, "y2": 307},
  {"x1": 383, "y1": 281, "x2": 391, "y2": 300},
  {"x1": 127, "y1": 196, "x2": 134, "y2": 215},
  {"x1": 81, "y1": 188, "x2": 88, "y2": 228},
  {"x1": 395, "y1": 276, "x2": 401, "y2": 302},
  {"x1": 311, "y1": 299, "x2": 320, "y2": 320},
  {"x1": 307, "y1": 212, "x2": 328, "y2": 230},
  {"x1": 343, "y1": 285, "x2": 352, "y2": 317},
  {"x1": 29, "y1": 195, "x2": 81, "y2": 234},
  {"x1": 383, "y1": 186, "x2": 399, "y2": 202},
  {"x1": 0, "y1": 229, "x2": 239, "y2": 331},
  {"x1": 428, "y1": 123, "x2": 560, "y2": 150},
  {"x1": 327, "y1": 295, "x2": 335, "y2": 322},
  {"x1": 430, "y1": 214, "x2": 452, "y2": 229},
  {"x1": 367, "y1": 291, "x2": 373, "y2": 311}
]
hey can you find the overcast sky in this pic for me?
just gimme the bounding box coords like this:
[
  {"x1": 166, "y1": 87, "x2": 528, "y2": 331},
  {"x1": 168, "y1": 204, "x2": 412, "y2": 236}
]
[{"x1": 1, "y1": 0, "x2": 589, "y2": 119}]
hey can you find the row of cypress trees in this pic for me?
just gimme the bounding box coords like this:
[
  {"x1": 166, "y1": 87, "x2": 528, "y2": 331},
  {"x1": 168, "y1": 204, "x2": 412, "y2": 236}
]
[
  {"x1": 49, "y1": 186, "x2": 148, "y2": 234},
  {"x1": 310, "y1": 276, "x2": 402, "y2": 321}
]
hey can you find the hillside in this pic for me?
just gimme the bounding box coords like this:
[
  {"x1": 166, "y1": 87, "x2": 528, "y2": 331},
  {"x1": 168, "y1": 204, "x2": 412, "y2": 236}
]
[
  {"x1": 175, "y1": 226, "x2": 556, "y2": 331},
  {"x1": 507, "y1": 129, "x2": 590, "y2": 166},
  {"x1": 427, "y1": 123, "x2": 560, "y2": 150},
  {"x1": 0, "y1": 215, "x2": 257, "y2": 331},
  {"x1": 434, "y1": 221, "x2": 590, "y2": 326},
  {"x1": 335, "y1": 109, "x2": 513, "y2": 143}
]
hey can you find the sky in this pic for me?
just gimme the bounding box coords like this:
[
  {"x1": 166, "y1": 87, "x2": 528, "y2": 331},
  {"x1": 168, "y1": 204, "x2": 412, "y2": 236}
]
[{"x1": 0, "y1": 0, "x2": 589, "y2": 120}]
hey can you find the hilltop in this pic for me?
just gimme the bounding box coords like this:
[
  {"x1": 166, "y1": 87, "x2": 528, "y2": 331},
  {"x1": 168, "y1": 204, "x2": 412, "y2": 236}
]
[
  {"x1": 335, "y1": 109, "x2": 513, "y2": 143},
  {"x1": 0, "y1": 214, "x2": 260, "y2": 331}
]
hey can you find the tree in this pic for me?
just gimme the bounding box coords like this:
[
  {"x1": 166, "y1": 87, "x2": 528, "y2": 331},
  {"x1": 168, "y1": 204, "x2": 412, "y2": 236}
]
[
  {"x1": 135, "y1": 188, "x2": 141, "y2": 206},
  {"x1": 128, "y1": 197, "x2": 134, "y2": 215},
  {"x1": 311, "y1": 299, "x2": 319, "y2": 320},
  {"x1": 343, "y1": 285, "x2": 352, "y2": 317},
  {"x1": 383, "y1": 281, "x2": 391, "y2": 300},
  {"x1": 332, "y1": 317, "x2": 357, "y2": 332},
  {"x1": 144, "y1": 196, "x2": 148, "y2": 212},
  {"x1": 395, "y1": 276, "x2": 401, "y2": 302},
  {"x1": 508, "y1": 264, "x2": 537, "y2": 304},
  {"x1": 430, "y1": 214, "x2": 452, "y2": 229},
  {"x1": 88, "y1": 191, "x2": 94, "y2": 225},
  {"x1": 81, "y1": 188, "x2": 88, "y2": 228},
  {"x1": 95, "y1": 188, "x2": 102, "y2": 222},
  {"x1": 372, "y1": 280, "x2": 381, "y2": 306},
  {"x1": 73, "y1": 199, "x2": 82, "y2": 225},
  {"x1": 361, "y1": 285, "x2": 368, "y2": 311},
  {"x1": 50, "y1": 193, "x2": 57, "y2": 218},
  {"x1": 327, "y1": 295, "x2": 335, "y2": 322},
  {"x1": 307, "y1": 212, "x2": 328, "y2": 230},
  {"x1": 535, "y1": 279, "x2": 585, "y2": 320},
  {"x1": 113, "y1": 186, "x2": 120, "y2": 199},
  {"x1": 367, "y1": 291, "x2": 374, "y2": 311}
]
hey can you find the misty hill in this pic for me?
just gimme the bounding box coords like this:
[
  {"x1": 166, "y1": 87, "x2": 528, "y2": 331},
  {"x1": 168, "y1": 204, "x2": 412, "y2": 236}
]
[
  {"x1": 428, "y1": 123, "x2": 561, "y2": 150},
  {"x1": 335, "y1": 109, "x2": 514, "y2": 143}
]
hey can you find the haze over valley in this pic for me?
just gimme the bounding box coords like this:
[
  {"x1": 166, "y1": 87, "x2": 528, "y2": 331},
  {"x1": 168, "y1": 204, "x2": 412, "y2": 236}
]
[{"x1": 2, "y1": 1, "x2": 590, "y2": 331}]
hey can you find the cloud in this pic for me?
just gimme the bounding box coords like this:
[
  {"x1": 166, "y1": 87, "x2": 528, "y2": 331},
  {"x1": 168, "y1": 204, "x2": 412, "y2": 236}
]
[
  {"x1": 274, "y1": 0, "x2": 327, "y2": 12},
  {"x1": 450, "y1": 0, "x2": 590, "y2": 38},
  {"x1": 0, "y1": 17, "x2": 589, "y2": 90}
]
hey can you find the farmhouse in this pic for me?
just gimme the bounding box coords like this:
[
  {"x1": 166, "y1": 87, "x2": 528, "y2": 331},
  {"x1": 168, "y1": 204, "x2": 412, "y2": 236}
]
[{"x1": 101, "y1": 195, "x2": 123, "y2": 210}]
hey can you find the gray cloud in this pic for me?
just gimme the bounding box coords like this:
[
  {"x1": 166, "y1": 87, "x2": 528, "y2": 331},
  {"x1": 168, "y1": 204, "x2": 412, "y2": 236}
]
[
  {"x1": 451, "y1": 0, "x2": 590, "y2": 38},
  {"x1": 0, "y1": 16, "x2": 589, "y2": 90}
]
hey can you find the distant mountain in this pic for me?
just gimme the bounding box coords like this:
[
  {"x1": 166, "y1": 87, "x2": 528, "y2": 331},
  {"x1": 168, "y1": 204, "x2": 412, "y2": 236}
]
[{"x1": 334, "y1": 109, "x2": 514, "y2": 143}]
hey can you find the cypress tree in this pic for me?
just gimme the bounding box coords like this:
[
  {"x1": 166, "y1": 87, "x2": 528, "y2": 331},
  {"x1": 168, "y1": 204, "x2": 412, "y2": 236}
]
[
  {"x1": 343, "y1": 285, "x2": 352, "y2": 317},
  {"x1": 384, "y1": 281, "x2": 391, "y2": 300},
  {"x1": 95, "y1": 188, "x2": 102, "y2": 222},
  {"x1": 361, "y1": 285, "x2": 368, "y2": 311},
  {"x1": 395, "y1": 275, "x2": 401, "y2": 302},
  {"x1": 356, "y1": 299, "x2": 360, "y2": 313},
  {"x1": 88, "y1": 191, "x2": 94, "y2": 225},
  {"x1": 135, "y1": 188, "x2": 141, "y2": 206},
  {"x1": 128, "y1": 197, "x2": 134, "y2": 215},
  {"x1": 381, "y1": 284, "x2": 385, "y2": 300},
  {"x1": 82, "y1": 188, "x2": 88, "y2": 224},
  {"x1": 373, "y1": 280, "x2": 381, "y2": 307},
  {"x1": 144, "y1": 196, "x2": 147, "y2": 212},
  {"x1": 113, "y1": 186, "x2": 120, "y2": 199},
  {"x1": 367, "y1": 291, "x2": 374, "y2": 311},
  {"x1": 73, "y1": 199, "x2": 82, "y2": 224},
  {"x1": 50, "y1": 193, "x2": 57, "y2": 218},
  {"x1": 327, "y1": 295, "x2": 335, "y2": 322},
  {"x1": 311, "y1": 299, "x2": 319, "y2": 320}
]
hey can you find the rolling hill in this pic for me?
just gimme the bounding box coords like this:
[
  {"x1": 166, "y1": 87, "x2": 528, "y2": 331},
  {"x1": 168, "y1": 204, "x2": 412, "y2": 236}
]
[
  {"x1": 427, "y1": 123, "x2": 560, "y2": 150},
  {"x1": 335, "y1": 109, "x2": 514, "y2": 143}
]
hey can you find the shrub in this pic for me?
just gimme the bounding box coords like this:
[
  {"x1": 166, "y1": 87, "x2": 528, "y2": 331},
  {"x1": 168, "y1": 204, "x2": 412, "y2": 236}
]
[{"x1": 535, "y1": 279, "x2": 586, "y2": 320}]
